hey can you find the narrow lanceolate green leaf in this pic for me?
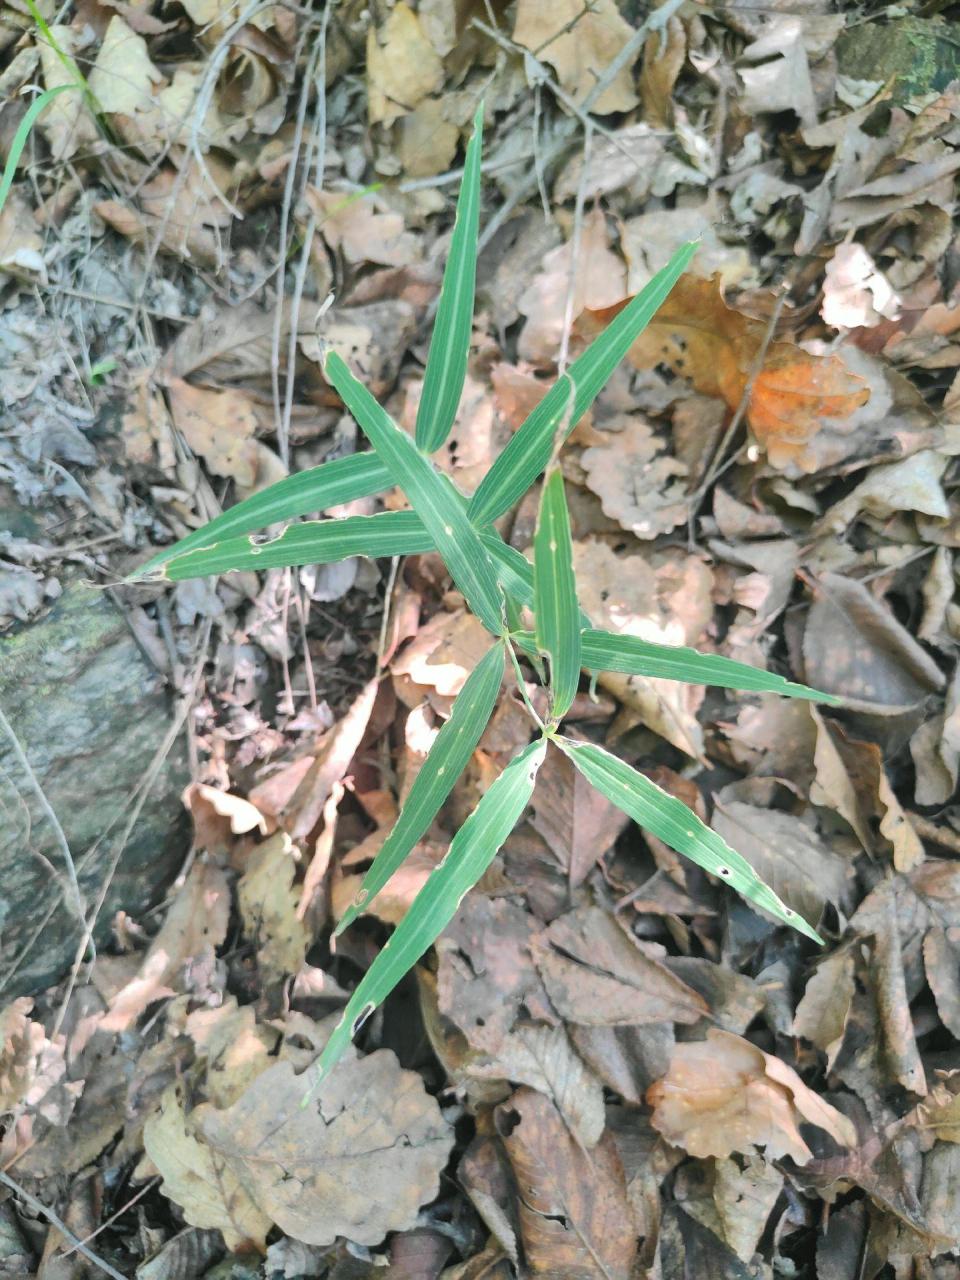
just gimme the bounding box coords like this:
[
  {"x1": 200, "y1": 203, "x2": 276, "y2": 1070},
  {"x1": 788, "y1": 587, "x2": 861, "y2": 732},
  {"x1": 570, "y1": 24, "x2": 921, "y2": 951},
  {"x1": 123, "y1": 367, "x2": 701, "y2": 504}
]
[
  {"x1": 0, "y1": 86, "x2": 76, "y2": 216},
  {"x1": 415, "y1": 104, "x2": 483, "y2": 454},
  {"x1": 468, "y1": 241, "x2": 698, "y2": 526},
  {"x1": 313, "y1": 738, "x2": 547, "y2": 1083},
  {"x1": 160, "y1": 511, "x2": 433, "y2": 580},
  {"x1": 136, "y1": 452, "x2": 392, "y2": 577},
  {"x1": 557, "y1": 738, "x2": 822, "y2": 943},
  {"x1": 324, "y1": 348, "x2": 505, "y2": 635},
  {"x1": 580, "y1": 630, "x2": 838, "y2": 702},
  {"x1": 479, "y1": 533, "x2": 593, "y2": 629},
  {"x1": 335, "y1": 640, "x2": 505, "y2": 937},
  {"x1": 533, "y1": 469, "x2": 580, "y2": 719}
]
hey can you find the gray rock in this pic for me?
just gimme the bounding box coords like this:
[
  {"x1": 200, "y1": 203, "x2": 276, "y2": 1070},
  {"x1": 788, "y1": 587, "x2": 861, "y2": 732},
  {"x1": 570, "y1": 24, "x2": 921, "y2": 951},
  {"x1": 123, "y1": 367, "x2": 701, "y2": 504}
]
[{"x1": 0, "y1": 582, "x2": 189, "y2": 997}]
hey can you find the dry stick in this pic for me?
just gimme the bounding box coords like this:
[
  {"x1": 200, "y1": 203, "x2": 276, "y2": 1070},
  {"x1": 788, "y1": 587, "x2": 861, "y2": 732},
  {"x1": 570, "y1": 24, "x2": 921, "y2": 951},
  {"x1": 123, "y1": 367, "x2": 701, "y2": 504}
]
[
  {"x1": 685, "y1": 283, "x2": 790, "y2": 548},
  {"x1": 61, "y1": 1179, "x2": 159, "y2": 1261},
  {"x1": 907, "y1": 812, "x2": 960, "y2": 857},
  {"x1": 476, "y1": 0, "x2": 686, "y2": 254},
  {"x1": 0, "y1": 1170, "x2": 129, "y2": 1280}
]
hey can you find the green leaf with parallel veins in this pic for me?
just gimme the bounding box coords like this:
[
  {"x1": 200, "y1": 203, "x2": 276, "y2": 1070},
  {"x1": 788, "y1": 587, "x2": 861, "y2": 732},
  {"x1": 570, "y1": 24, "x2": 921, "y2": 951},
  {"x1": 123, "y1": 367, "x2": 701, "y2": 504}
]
[
  {"x1": 335, "y1": 640, "x2": 505, "y2": 936},
  {"x1": 416, "y1": 104, "x2": 483, "y2": 454},
  {"x1": 312, "y1": 738, "x2": 547, "y2": 1084},
  {"x1": 533, "y1": 468, "x2": 581, "y2": 719},
  {"x1": 135, "y1": 452, "x2": 392, "y2": 577},
  {"x1": 160, "y1": 511, "x2": 433, "y2": 580},
  {"x1": 467, "y1": 241, "x2": 697, "y2": 526},
  {"x1": 580, "y1": 630, "x2": 837, "y2": 702},
  {"x1": 556, "y1": 738, "x2": 822, "y2": 942},
  {"x1": 323, "y1": 348, "x2": 505, "y2": 636}
]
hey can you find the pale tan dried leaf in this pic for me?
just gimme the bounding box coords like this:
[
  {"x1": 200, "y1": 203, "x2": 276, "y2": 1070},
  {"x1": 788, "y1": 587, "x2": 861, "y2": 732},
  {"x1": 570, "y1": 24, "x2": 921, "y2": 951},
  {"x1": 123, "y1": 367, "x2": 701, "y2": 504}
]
[
  {"x1": 309, "y1": 188, "x2": 420, "y2": 268},
  {"x1": 366, "y1": 2, "x2": 444, "y2": 126},
  {"x1": 739, "y1": 37, "x2": 816, "y2": 127},
  {"x1": 102, "y1": 861, "x2": 230, "y2": 1032},
  {"x1": 186, "y1": 998, "x2": 277, "y2": 1108},
  {"x1": 580, "y1": 416, "x2": 689, "y2": 539},
  {"x1": 518, "y1": 208, "x2": 626, "y2": 365},
  {"x1": 528, "y1": 746, "x2": 628, "y2": 886},
  {"x1": 647, "y1": 1029, "x2": 856, "y2": 1161},
  {"x1": 166, "y1": 379, "x2": 264, "y2": 488},
  {"x1": 822, "y1": 242, "x2": 900, "y2": 330},
  {"x1": 392, "y1": 609, "x2": 492, "y2": 699},
  {"x1": 197, "y1": 1052, "x2": 454, "y2": 1245},
  {"x1": 639, "y1": 16, "x2": 685, "y2": 127},
  {"x1": 0, "y1": 999, "x2": 67, "y2": 1117},
  {"x1": 88, "y1": 15, "x2": 164, "y2": 118},
  {"x1": 713, "y1": 1154, "x2": 784, "y2": 1263},
  {"x1": 574, "y1": 540, "x2": 712, "y2": 759},
  {"x1": 38, "y1": 27, "x2": 98, "y2": 159},
  {"x1": 144, "y1": 1085, "x2": 271, "y2": 1251},
  {"x1": 793, "y1": 948, "x2": 856, "y2": 1070},
  {"x1": 513, "y1": 0, "x2": 639, "y2": 114},
  {"x1": 238, "y1": 832, "x2": 308, "y2": 984}
]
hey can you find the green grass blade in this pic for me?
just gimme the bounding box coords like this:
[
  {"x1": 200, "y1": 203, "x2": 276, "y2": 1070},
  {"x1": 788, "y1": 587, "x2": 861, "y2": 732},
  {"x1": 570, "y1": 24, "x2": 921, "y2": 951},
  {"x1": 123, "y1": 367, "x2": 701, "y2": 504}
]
[
  {"x1": 0, "y1": 85, "x2": 76, "y2": 216},
  {"x1": 580, "y1": 630, "x2": 838, "y2": 702},
  {"x1": 415, "y1": 104, "x2": 483, "y2": 454},
  {"x1": 479, "y1": 533, "x2": 592, "y2": 629},
  {"x1": 157, "y1": 511, "x2": 433, "y2": 580},
  {"x1": 468, "y1": 241, "x2": 698, "y2": 526},
  {"x1": 314, "y1": 738, "x2": 547, "y2": 1082},
  {"x1": 556, "y1": 738, "x2": 822, "y2": 942},
  {"x1": 533, "y1": 469, "x2": 580, "y2": 719},
  {"x1": 136, "y1": 452, "x2": 392, "y2": 577},
  {"x1": 335, "y1": 640, "x2": 505, "y2": 937},
  {"x1": 324, "y1": 348, "x2": 505, "y2": 635}
]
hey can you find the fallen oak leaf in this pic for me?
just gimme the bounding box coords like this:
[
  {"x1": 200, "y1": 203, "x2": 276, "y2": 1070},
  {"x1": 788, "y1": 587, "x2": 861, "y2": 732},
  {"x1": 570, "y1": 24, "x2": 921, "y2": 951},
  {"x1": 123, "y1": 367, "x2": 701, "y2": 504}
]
[
  {"x1": 196, "y1": 1052, "x2": 454, "y2": 1246},
  {"x1": 647, "y1": 1029, "x2": 857, "y2": 1162}
]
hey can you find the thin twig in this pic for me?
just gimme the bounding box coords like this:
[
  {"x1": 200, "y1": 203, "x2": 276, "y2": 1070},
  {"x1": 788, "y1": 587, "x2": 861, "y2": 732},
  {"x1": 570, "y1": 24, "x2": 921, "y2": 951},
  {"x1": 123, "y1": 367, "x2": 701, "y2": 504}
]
[
  {"x1": 0, "y1": 706, "x2": 87, "y2": 930},
  {"x1": 557, "y1": 121, "x2": 592, "y2": 375},
  {"x1": 906, "y1": 812, "x2": 960, "y2": 857},
  {"x1": 0, "y1": 1170, "x2": 129, "y2": 1280}
]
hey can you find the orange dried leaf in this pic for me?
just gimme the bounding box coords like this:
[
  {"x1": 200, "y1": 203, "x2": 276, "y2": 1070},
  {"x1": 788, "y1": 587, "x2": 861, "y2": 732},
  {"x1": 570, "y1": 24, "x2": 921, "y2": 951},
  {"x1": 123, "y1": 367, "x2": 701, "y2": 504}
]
[{"x1": 578, "y1": 275, "x2": 870, "y2": 472}]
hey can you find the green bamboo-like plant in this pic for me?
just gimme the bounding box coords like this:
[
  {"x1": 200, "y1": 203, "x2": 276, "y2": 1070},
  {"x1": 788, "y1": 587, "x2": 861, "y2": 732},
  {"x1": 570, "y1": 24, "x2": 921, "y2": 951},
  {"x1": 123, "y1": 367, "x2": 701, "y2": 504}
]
[{"x1": 134, "y1": 105, "x2": 834, "y2": 1090}]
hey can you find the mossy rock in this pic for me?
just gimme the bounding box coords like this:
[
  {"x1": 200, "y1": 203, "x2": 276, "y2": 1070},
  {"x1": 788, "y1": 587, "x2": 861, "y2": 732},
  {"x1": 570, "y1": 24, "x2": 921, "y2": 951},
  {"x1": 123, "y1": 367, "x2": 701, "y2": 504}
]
[
  {"x1": 836, "y1": 17, "x2": 960, "y2": 102},
  {"x1": 0, "y1": 582, "x2": 189, "y2": 997}
]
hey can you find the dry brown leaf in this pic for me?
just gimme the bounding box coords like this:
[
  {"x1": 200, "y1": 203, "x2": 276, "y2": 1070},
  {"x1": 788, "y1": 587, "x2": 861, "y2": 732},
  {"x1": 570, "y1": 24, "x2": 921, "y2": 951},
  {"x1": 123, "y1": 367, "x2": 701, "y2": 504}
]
[
  {"x1": 793, "y1": 948, "x2": 857, "y2": 1070},
  {"x1": 238, "y1": 832, "x2": 308, "y2": 985},
  {"x1": 94, "y1": 160, "x2": 235, "y2": 267},
  {"x1": 917, "y1": 1073, "x2": 960, "y2": 1145},
  {"x1": 121, "y1": 372, "x2": 177, "y2": 471},
  {"x1": 0, "y1": 999, "x2": 67, "y2": 1117},
  {"x1": 553, "y1": 124, "x2": 664, "y2": 203},
  {"x1": 528, "y1": 746, "x2": 629, "y2": 886},
  {"x1": 102, "y1": 861, "x2": 230, "y2": 1032},
  {"x1": 804, "y1": 573, "x2": 945, "y2": 711},
  {"x1": 580, "y1": 415, "x2": 690, "y2": 539},
  {"x1": 578, "y1": 274, "x2": 870, "y2": 473},
  {"x1": 712, "y1": 1154, "x2": 784, "y2": 1263},
  {"x1": 166, "y1": 379, "x2": 263, "y2": 489},
  {"x1": 497, "y1": 1086, "x2": 637, "y2": 1278},
  {"x1": 183, "y1": 782, "x2": 268, "y2": 855},
  {"x1": 366, "y1": 2, "x2": 444, "y2": 127},
  {"x1": 738, "y1": 36, "x2": 816, "y2": 127},
  {"x1": 196, "y1": 1052, "x2": 454, "y2": 1245},
  {"x1": 518, "y1": 208, "x2": 626, "y2": 366},
  {"x1": 532, "y1": 905, "x2": 708, "y2": 1027},
  {"x1": 0, "y1": 189, "x2": 43, "y2": 276},
  {"x1": 38, "y1": 26, "x2": 99, "y2": 159},
  {"x1": 620, "y1": 206, "x2": 755, "y2": 293},
  {"x1": 648, "y1": 1029, "x2": 856, "y2": 1161},
  {"x1": 143, "y1": 1084, "x2": 271, "y2": 1251},
  {"x1": 639, "y1": 15, "x2": 685, "y2": 127},
  {"x1": 711, "y1": 798, "x2": 852, "y2": 926},
  {"x1": 513, "y1": 0, "x2": 639, "y2": 114}
]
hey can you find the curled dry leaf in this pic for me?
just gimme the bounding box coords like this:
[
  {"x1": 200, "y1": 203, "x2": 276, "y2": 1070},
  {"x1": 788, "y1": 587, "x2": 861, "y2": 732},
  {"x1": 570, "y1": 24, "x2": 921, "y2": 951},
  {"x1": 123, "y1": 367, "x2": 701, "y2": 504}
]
[
  {"x1": 822, "y1": 242, "x2": 901, "y2": 330},
  {"x1": 392, "y1": 609, "x2": 493, "y2": 701},
  {"x1": 647, "y1": 1029, "x2": 857, "y2": 1162},
  {"x1": 196, "y1": 1052, "x2": 454, "y2": 1246},
  {"x1": 496, "y1": 1086, "x2": 637, "y2": 1279},
  {"x1": 577, "y1": 274, "x2": 870, "y2": 474},
  {"x1": 102, "y1": 861, "x2": 230, "y2": 1032}
]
